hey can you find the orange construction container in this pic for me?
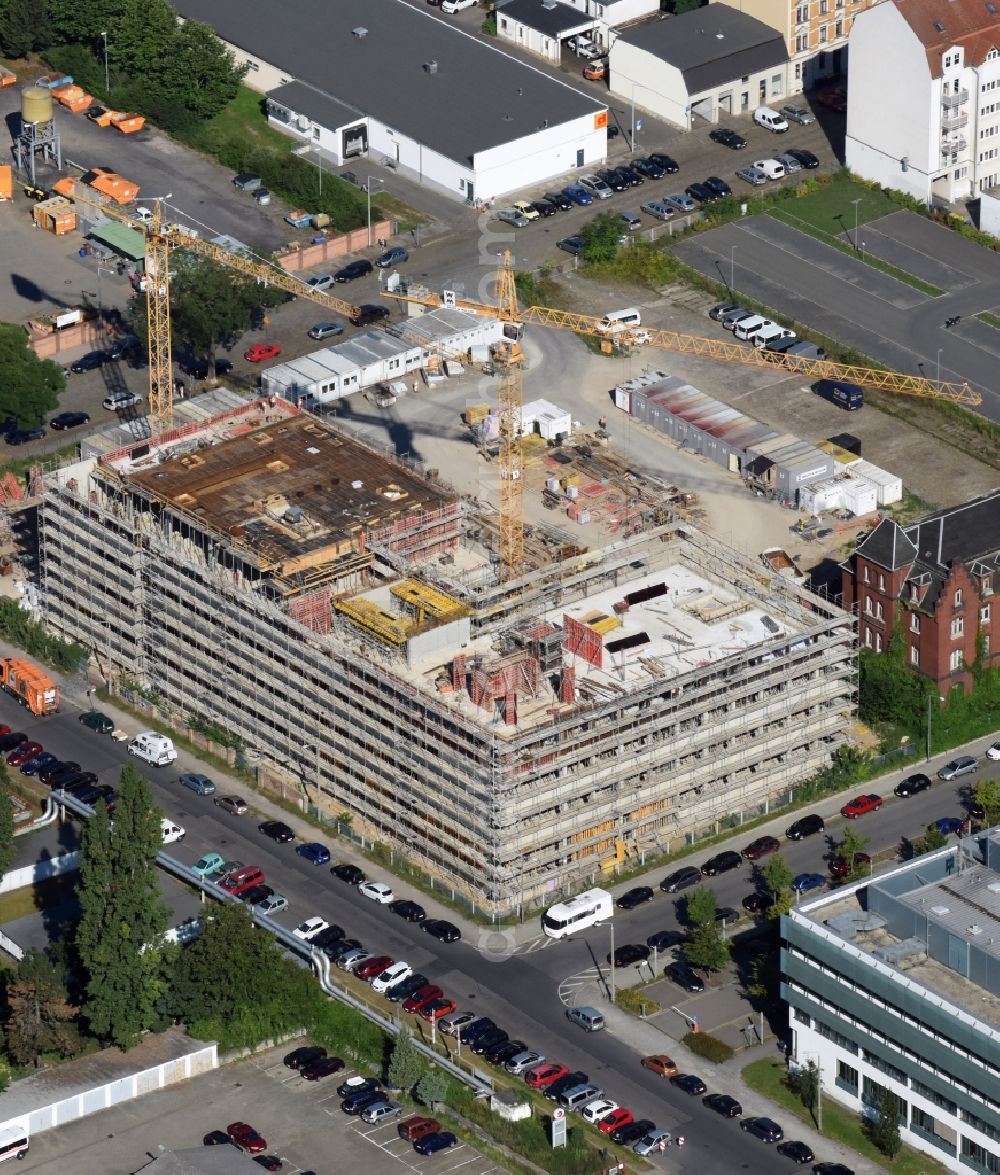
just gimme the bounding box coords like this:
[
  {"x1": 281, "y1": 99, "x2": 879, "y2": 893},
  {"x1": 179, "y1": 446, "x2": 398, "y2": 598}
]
[
  {"x1": 111, "y1": 112, "x2": 145, "y2": 134},
  {"x1": 82, "y1": 167, "x2": 140, "y2": 205},
  {"x1": 54, "y1": 84, "x2": 94, "y2": 113},
  {"x1": 90, "y1": 107, "x2": 122, "y2": 128},
  {"x1": 0, "y1": 657, "x2": 60, "y2": 716},
  {"x1": 33, "y1": 196, "x2": 76, "y2": 234},
  {"x1": 0, "y1": 66, "x2": 15, "y2": 88},
  {"x1": 0, "y1": 165, "x2": 11, "y2": 202}
]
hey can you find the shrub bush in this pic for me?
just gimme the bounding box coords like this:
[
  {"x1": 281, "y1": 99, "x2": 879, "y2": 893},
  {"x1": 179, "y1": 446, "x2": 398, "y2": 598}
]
[{"x1": 682, "y1": 1031, "x2": 735, "y2": 1063}]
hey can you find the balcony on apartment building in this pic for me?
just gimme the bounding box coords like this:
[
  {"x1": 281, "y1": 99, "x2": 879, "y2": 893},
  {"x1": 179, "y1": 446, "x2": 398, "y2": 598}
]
[
  {"x1": 941, "y1": 88, "x2": 970, "y2": 109},
  {"x1": 941, "y1": 137, "x2": 967, "y2": 163},
  {"x1": 941, "y1": 108, "x2": 969, "y2": 131}
]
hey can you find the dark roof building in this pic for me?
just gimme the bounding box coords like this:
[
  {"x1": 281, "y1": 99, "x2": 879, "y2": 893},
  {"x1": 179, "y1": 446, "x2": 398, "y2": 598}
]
[
  {"x1": 842, "y1": 489, "x2": 1000, "y2": 692},
  {"x1": 171, "y1": 0, "x2": 609, "y2": 200},
  {"x1": 608, "y1": 7, "x2": 789, "y2": 129}
]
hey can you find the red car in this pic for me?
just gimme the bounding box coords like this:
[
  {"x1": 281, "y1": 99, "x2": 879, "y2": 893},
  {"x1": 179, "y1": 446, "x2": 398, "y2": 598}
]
[
  {"x1": 227, "y1": 1122, "x2": 267, "y2": 1154},
  {"x1": 244, "y1": 342, "x2": 282, "y2": 363},
  {"x1": 419, "y1": 997, "x2": 457, "y2": 1022},
  {"x1": 403, "y1": 984, "x2": 443, "y2": 1013},
  {"x1": 7, "y1": 741, "x2": 42, "y2": 767},
  {"x1": 841, "y1": 794, "x2": 882, "y2": 819},
  {"x1": 354, "y1": 955, "x2": 393, "y2": 981},
  {"x1": 599, "y1": 1108, "x2": 634, "y2": 1135},
  {"x1": 525, "y1": 1062, "x2": 569, "y2": 1088},
  {"x1": 742, "y1": 835, "x2": 780, "y2": 861},
  {"x1": 0, "y1": 725, "x2": 9, "y2": 739},
  {"x1": 830, "y1": 851, "x2": 871, "y2": 878}
]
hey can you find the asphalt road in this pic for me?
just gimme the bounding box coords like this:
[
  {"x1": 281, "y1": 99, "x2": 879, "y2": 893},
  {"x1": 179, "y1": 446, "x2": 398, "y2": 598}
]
[{"x1": 4, "y1": 690, "x2": 996, "y2": 1173}]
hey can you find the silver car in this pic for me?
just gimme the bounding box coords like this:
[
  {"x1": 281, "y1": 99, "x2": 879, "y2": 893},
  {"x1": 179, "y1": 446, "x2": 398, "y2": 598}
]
[
  {"x1": 579, "y1": 173, "x2": 613, "y2": 199},
  {"x1": 735, "y1": 166, "x2": 768, "y2": 186},
  {"x1": 938, "y1": 756, "x2": 978, "y2": 780},
  {"x1": 776, "y1": 152, "x2": 803, "y2": 174},
  {"x1": 781, "y1": 103, "x2": 815, "y2": 125},
  {"x1": 506, "y1": 1049, "x2": 546, "y2": 1075},
  {"x1": 308, "y1": 322, "x2": 344, "y2": 341},
  {"x1": 641, "y1": 199, "x2": 675, "y2": 221},
  {"x1": 496, "y1": 208, "x2": 530, "y2": 227},
  {"x1": 664, "y1": 192, "x2": 696, "y2": 213},
  {"x1": 634, "y1": 1129, "x2": 673, "y2": 1155}
]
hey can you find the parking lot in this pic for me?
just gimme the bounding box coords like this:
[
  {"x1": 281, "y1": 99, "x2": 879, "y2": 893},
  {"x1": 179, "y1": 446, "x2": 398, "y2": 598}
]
[{"x1": 23, "y1": 1042, "x2": 502, "y2": 1175}]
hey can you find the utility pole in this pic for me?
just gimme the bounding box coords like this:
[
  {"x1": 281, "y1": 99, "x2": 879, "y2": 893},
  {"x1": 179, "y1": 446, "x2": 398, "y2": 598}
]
[{"x1": 609, "y1": 921, "x2": 616, "y2": 1004}]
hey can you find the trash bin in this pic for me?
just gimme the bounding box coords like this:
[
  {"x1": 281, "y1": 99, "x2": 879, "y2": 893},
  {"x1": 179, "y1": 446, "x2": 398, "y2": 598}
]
[{"x1": 78, "y1": 246, "x2": 88, "y2": 258}]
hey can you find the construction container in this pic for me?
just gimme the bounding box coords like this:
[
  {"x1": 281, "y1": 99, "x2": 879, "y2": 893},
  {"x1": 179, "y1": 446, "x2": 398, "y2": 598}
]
[
  {"x1": 462, "y1": 403, "x2": 491, "y2": 426},
  {"x1": 35, "y1": 72, "x2": 72, "y2": 89},
  {"x1": 0, "y1": 66, "x2": 16, "y2": 88},
  {"x1": 0, "y1": 165, "x2": 11, "y2": 202},
  {"x1": 21, "y1": 86, "x2": 53, "y2": 125},
  {"x1": 110, "y1": 111, "x2": 144, "y2": 133},
  {"x1": 311, "y1": 212, "x2": 331, "y2": 229},
  {"x1": 91, "y1": 107, "x2": 121, "y2": 127},
  {"x1": 33, "y1": 196, "x2": 76, "y2": 234},
  {"x1": 850, "y1": 460, "x2": 902, "y2": 506},
  {"x1": 53, "y1": 84, "x2": 93, "y2": 112},
  {"x1": 545, "y1": 477, "x2": 561, "y2": 495},
  {"x1": 0, "y1": 657, "x2": 59, "y2": 715}
]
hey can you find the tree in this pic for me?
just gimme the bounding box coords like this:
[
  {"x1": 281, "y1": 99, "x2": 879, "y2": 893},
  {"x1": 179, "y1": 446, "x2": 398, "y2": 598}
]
[
  {"x1": 865, "y1": 1087, "x2": 902, "y2": 1160},
  {"x1": 0, "y1": 324, "x2": 64, "y2": 426},
  {"x1": 0, "y1": 0, "x2": 51, "y2": 57},
  {"x1": 684, "y1": 889, "x2": 730, "y2": 971},
  {"x1": 0, "y1": 764, "x2": 15, "y2": 880},
  {"x1": 973, "y1": 778, "x2": 1000, "y2": 825},
  {"x1": 75, "y1": 768, "x2": 169, "y2": 1048},
  {"x1": 415, "y1": 1066, "x2": 449, "y2": 1109},
  {"x1": 794, "y1": 1059, "x2": 821, "y2": 1125},
  {"x1": 386, "y1": 1028, "x2": 423, "y2": 1093},
  {"x1": 836, "y1": 825, "x2": 870, "y2": 881},
  {"x1": 5, "y1": 949, "x2": 80, "y2": 1067},
  {"x1": 579, "y1": 212, "x2": 625, "y2": 263},
  {"x1": 745, "y1": 945, "x2": 780, "y2": 1004},
  {"x1": 917, "y1": 822, "x2": 947, "y2": 854},
  {"x1": 762, "y1": 853, "x2": 794, "y2": 919},
  {"x1": 166, "y1": 20, "x2": 246, "y2": 119},
  {"x1": 686, "y1": 885, "x2": 717, "y2": 927}
]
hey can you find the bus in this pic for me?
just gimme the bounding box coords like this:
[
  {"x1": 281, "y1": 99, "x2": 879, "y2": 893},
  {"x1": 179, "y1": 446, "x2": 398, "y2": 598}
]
[
  {"x1": 542, "y1": 888, "x2": 614, "y2": 939},
  {"x1": 0, "y1": 1125, "x2": 28, "y2": 1163}
]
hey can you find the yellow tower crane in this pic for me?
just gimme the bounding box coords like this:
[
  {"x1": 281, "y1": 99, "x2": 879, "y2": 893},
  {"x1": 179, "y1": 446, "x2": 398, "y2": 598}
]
[{"x1": 57, "y1": 183, "x2": 366, "y2": 437}]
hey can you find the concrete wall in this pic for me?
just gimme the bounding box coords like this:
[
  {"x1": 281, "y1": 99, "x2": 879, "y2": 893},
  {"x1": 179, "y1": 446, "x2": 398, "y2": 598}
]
[
  {"x1": 474, "y1": 109, "x2": 608, "y2": 199},
  {"x1": 275, "y1": 220, "x2": 396, "y2": 273},
  {"x1": 495, "y1": 17, "x2": 566, "y2": 63},
  {"x1": 0, "y1": 849, "x2": 79, "y2": 896}
]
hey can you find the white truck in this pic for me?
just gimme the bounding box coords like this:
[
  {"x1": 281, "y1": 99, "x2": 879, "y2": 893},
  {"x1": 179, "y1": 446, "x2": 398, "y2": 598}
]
[{"x1": 127, "y1": 731, "x2": 177, "y2": 767}]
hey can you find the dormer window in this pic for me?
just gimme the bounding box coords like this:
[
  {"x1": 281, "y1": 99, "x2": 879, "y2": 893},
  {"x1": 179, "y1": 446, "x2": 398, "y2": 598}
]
[{"x1": 909, "y1": 583, "x2": 920, "y2": 603}]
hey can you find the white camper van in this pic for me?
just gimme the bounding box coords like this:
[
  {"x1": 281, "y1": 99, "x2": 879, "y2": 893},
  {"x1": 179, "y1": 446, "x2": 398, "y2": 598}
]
[{"x1": 127, "y1": 731, "x2": 177, "y2": 767}]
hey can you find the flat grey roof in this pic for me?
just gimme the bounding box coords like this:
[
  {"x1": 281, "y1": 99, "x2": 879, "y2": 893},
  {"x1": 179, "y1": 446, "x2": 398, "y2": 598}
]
[
  {"x1": 497, "y1": 0, "x2": 596, "y2": 37},
  {"x1": 615, "y1": 8, "x2": 788, "y2": 93},
  {"x1": 267, "y1": 81, "x2": 362, "y2": 132},
  {"x1": 172, "y1": 0, "x2": 605, "y2": 165}
]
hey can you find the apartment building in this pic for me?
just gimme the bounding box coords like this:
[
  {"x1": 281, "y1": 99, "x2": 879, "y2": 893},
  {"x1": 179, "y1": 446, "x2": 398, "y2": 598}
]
[
  {"x1": 841, "y1": 490, "x2": 1000, "y2": 693},
  {"x1": 783, "y1": 837, "x2": 1000, "y2": 1173},
  {"x1": 847, "y1": 0, "x2": 1000, "y2": 204}
]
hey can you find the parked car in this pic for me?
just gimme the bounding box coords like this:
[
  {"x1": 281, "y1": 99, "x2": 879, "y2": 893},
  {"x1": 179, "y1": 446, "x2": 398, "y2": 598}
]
[
  {"x1": 776, "y1": 152, "x2": 803, "y2": 174},
  {"x1": 740, "y1": 1116, "x2": 784, "y2": 1142},
  {"x1": 556, "y1": 236, "x2": 583, "y2": 255},
  {"x1": 50, "y1": 411, "x2": 91, "y2": 431},
  {"x1": 259, "y1": 819, "x2": 294, "y2": 842},
  {"x1": 632, "y1": 157, "x2": 664, "y2": 179},
  {"x1": 620, "y1": 210, "x2": 642, "y2": 231},
  {"x1": 704, "y1": 175, "x2": 732, "y2": 197},
  {"x1": 841, "y1": 793, "x2": 883, "y2": 818},
  {"x1": 664, "y1": 192, "x2": 696, "y2": 213},
  {"x1": 227, "y1": 1122, "x2": 267, "y2": 1153},
  {"x1": 661, "y1": 866, "x2": 701, "y2": 892},
  {"x1": 703, "y1": 1093, "x2": 742, "y2": 1118},
  {"x1": 598, "y1": 169, "x2": 628, "y2": 192},
  {"x1": 403, "y1": 984, "x2": 444, "y2": 1013},
  {"x1": 670, "y1": 1074, "x2": 707, "y2": 1095},
  {"x1": 20, "y1": 752, "x2": 58, "y2": 776},
  {"x1": 7, "y1": 742, "x2": 41, "y2": 767},
  {"x1": 284, "y1": 1045, "x2": 327, "y2": 1070},
  {"x1": 390, "y1": 898, "x2": 425, "y2": 922},
  {"x1": 935, "y1": 817, "x2": 966, "y2": 835},
  {"x1": 685, "y1": 182, "x2": 715, "y2": 204},
  {"x1": 350, "y1": 305, "x2": 391, "y2": 327},
  {"x1": 634, "y1": 1128, "x2": 673, "y2": 1155},
  {"x1": 256, "y1": 893, "x2": 289, "y2": 916},
  {"x1": 214, "y1": 794, "x2": 247, "y2": 815},
  {"x1": 786, "y1": 148, "x2": 820, "y2": 169},
  {"x1": 6, "y1": 428, "x2": 46, "y2": 445},
  {"x1": 612, "y1": 1118, "x2": 655, "y2": 1146},
  {"x1": 710, "y1": 127, "x2": 746, "y2": 149},
  {"x1": 702, "y1": 850, "x2": 742, "y2": 876},
  {"x1": 296, "y1": 842, "x2": 331, "y2": 865},
  {"x1": 359, "y1": 880, "x2": 394, "y2": 904},
  {"x1": 79, "y1": 710, "x2": 114, "y2": 734},
  {"x1": 786, "y1": 813, "x2": 825, "y2": 840},
  {"x1": 301, "y1": 1055, "x2": 345, "y2": 1081},
  {"x1": 292, "y1": 916, "x2": 330, "y2": 941},
  {"x1": 939, "y1": 756, "x2": 978, "y2": 780},
  {"x1": 646, "y1": 929, "x2": 686, "y2": 950},
  {"x1": 505, "y1": 1049, "x2": 545, "y2": 1075},
  {"x1": 781, "y1": 103, "x2": 815, "y2": 125},
  {"x1": 735, "y1": 166, "x2": 768, "y2": 185},
  {"x1": 422, "y1": 918, "x2": 461, "y2": 943},
  {"x1": 529, "y1": 200, "x2": 558, "y2": 218},
  {"x1": 525, "y1": 1061, "x2": 569, "y2": 1087},
  {"x1": 331, "y1": 863, "x2": 365, "y2": 884},
  {"x1": 665, "y1": 962, "x2": 704, "y2": 993},
  {"x1": 640, "y1": 1054, "x2": 678, "y2": 1077},
  {"x1": 184, "y1": 358, "x2": 233, "y2": 380},
  {"x1": 581, "y1": 1097, "x2": 619, "y2": 1124},
  {"x1": 830, "y1": 851, "x2": 871, "y2": 878},
  {"x1": 193, "y1": 852, "x2": 226, "y2": 877},
  {"x1": 579, "y1": 174, "x2": 613, "y2": 199},
  {"x1": 377, "y1": 245, "x2": 408, "y2": 267},
  {"x1": 543, "y1": 190, "x2": 573, "y2": 210},
  {"x1": 470, "y1": 1027, "x2": 509, "y2": 1055},
  {"x1": 617, "y1": 886, "x2": 654, "y2": 909},
  {"x1": 306, "y1": 273, "x2": 335, "y2": 292},
  {"x1": 895, "y1": 772, "x2": 932, "y2": 797},
  {"x1": 641, "y1": 199, "x2": 675, "y2": 221},
  {"x1": 496, "y1": 208, "x2": 530, "y2": 227},
  {"x1": 742, "y1": 891, "x2": 775, "y2": 914},
  {"x1": 776, "y1": 1139, "x2": 815, "y2": 1163},
  {"x1": 648, "y1": 151, "x2": 680, "y2": 173},
  {"x1": 715, "y1": 907, "x2": 740, "y2": 927},
  {"x1": 792, "y1": 873, "x2": 826, "y2": 893},
  {"x1": 414, "y1": 1132, "x2": 458, "y2": 1156},
  {"x1": 398, "y1": 1116, "x2": 440, "y2": 1142},
  {"x1": 610, "y1": 943, "x2": 650, "y2": 968},
  {"x1": 244, "y1": 343, "x2": 281, "y2": 362},
  {"x1": 307, "y1": 322, "x2": 344, "y2": 341},
  {"x1": 179, "y1": 772, "x2": 215, "y2": 795},
  {"x1": 335, "y1": 259, "x2": 374, "y2": 282},
  {"x1": 102, "y1": 390, "x2": 142, "y2": 411},
  {"x1": 722, "y1": 307, "x2": 754, "y2": 328},
  {"x1": 561, "y1": 184, "x2": 593, "y2": 206},
  {"x1": 743, "y1": 835, "x2": 780, "y2": 861},
  {"x1": 70, "y1": 350, "x2": 109, "y2": 374},
  {"x1": 511, "y1": 199, "x2": 540, "y2": 222}
]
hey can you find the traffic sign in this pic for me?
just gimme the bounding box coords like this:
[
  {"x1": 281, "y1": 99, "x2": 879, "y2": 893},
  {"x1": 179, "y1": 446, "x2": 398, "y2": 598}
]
[{"x1": 551, "y1": 1108, "x2": 567, "y2": 1148}]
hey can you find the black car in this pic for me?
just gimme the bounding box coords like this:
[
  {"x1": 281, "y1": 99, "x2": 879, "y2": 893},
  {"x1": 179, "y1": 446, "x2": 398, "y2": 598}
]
[
  {"x1": 0, "y1": 418, "x2": 17, "y2": 438},
  {"x1": 311, "y1": 925, "x2": 346, "y2": 951},
  {"x1": 716, "y1": 907, "x2": 740, "y2": 927},
  {"x1": 0, "y1": 733, "x2": 27, "y2": 753},
  {"x1": 259, "y1": 820, "x2": 294, "y2": 843},
  {"x1": 67, "y1": 782, "x2": 114, "y2": 806},
  {"x1": 545, "y1": 1071, "x2": 589, "y2": 1100},
  {"x1": 350, "y1": 304, "x2": 391, "y2": 327},
  {"x1": 610, "y1": 943, "x2": 651, "y2": 968},
  {"x1": 709, "y1": 127, "x2": 746, "y2": 149},
  {"x1": 302, "y1": 1055, "x2": 345, "y2": 1081},
  {"x1": 703, "y1": 1093, "x2": 742, "y2": 1118},
  {"x1": 390, "y1": 899, "x2": 426, "y2": 922},
  {"x1": 598, "y1": 169, "x2": 627, "y2": 191},
  {"x1": 786, "y1": 148, "x2": 819, "y2": 169},
  {"x1": 618, "y1": 165, "x2": 644, "y2": 186},
  {"x1": 422, "y1": 919, "x2": 461, "y2": 943},
  {"x1": 338, "y1": 1076, "x2": 381, "y2": 1098},
  {"x1": 776, "y1": 1140, "x2": 815, "y2": 1163},
  {"x1": 40, "y1": 761, "x2": 79, "y2": 786},
  {"x1": 331, "y1": 863, "x2": 365, "y2": 885},
  {"x1": 740, "y1": 1116, "x2": 783, "y2": 1142},
  {"x1": 284, "y1": 1045, "x2": 327, "y2": 1070},
  {"x1": 646, "y1": 929, "x2": 687, "y2": 950},
  {"x1": 704, "y1": 175, "x2": 732, "y2": 197},
  {"x1": 327, "y1": 938, "x2": 364, "y2": 964},
  {"x1": 661, "y1": 866, "x2": 701, "y2": 892},
  {"x1": 701, "y1": 851, "x2": 742, "y2": 876},
  {"x1": 471, "y1": 1027, "x2": 509, "y2": 1056},
  {"x1": 610, "y1": 1118, "x2": 655, "y2": 1146},
  {"x1": 335, "y1": 259, "x2": 374, "y2": 282},
  {"x1": 6, "y1": 428, "x2": 46, "y2": 445},
  {"x1": 185, "y1": 358, "x2": 233, "y2": 380},
  {"x1": 108, "y1": 334, "x2": 142, "y2": 362},
  {"x1": 50, "y1": 411, "x2": 91, "y2": 431},
  {"x1": 384, "y1": 972, "x2": 429, "y2": 1002},
  {"x1": 742, "y1": 892, "x2": 775, "y2": 914},
  {"x1": 542, "y1": 190, "x2": 573, "y2": 210},
  {"x1": 484, "y1": 1039, "x2": 526, "y2": 1065},
  {"x1": 528, "y1": 200, "x2": 558, "y2": 218},
  {"x1": 665, "y1": 962, "x2": 704, "y2": 993},
  {"x1": 70, "y1": 350, "x2": 109, "y2": 374},
  {"x1": 670, "y1": 1074, "x2": 707, "y2": 1095},
  {"x1": 203, "y1": 1130, "x2": 231, "y2": 1146},
  {"x1": 685, "y1": 182, "x2": 715, "y2": 203},
  {"x1": 617, "y1": 886, "x2": 654, "y2": 909},
  {"x1": 459, "y1": 1016, "x2": 497, "y2": 1045},
  {"x1": 895, "y1": 772, "x2": 932, "y2": 797},
  {"x1": 342, "y1": 1089, "x2": 386, "y2": 1115},
  {"x1": 648, "y1": 151, "x2": 679, "y2": 173},
  {"x1": 785, "y1": 813, "x2": 825, "y2": 840},
  {"x1": 812, "y1": 1165, "x2": 855, "y2": 1175},
  {"x1": 239, "y1": 884, "x2": 274, "y2": 905},
  {"x1": 632, "y1": 157, "x2": 664, "y2": 179},
  {"x1": 556, "y1": 236, "x2": 583, "y2": 255}
]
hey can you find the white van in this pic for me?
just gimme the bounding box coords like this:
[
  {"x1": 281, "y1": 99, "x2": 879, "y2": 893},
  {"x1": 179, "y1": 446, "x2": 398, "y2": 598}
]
[
  {"x1": 597, "y1": 308, "x2": 642, "y2": 335},
  {"x1": 160, "y1": 819, "x2": 185, "y2": 845},
  {"x1": 753, "y1": 158, "x2": 786, "y2": 180},
  {"x1": 754, "y1": 324, "x2": 796, "y2": 349},
  {"x1": 753, "y1": 106, "x2": 789, "y2": 133},
  {"x1": 733, "y1": 315, "x2": 774, "y2": 342},
  {"x1": 0, "y1": 1125, "x2": 28, "y2": 1163},
  {"x1": 127, "y1": 731, "x2": 177, "y2": 767}
]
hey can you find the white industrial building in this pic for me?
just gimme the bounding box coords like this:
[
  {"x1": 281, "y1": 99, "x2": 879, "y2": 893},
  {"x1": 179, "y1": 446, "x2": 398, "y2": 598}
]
[
  {"x1": 495, "y1": 0, "x2": 659, "y2": 62},
  {"x1": 176, "y1": 0, "x2": 610, "y2": 203},
  {"x1": 847, "y1": 0, "x2": 1000, "y2": 204},
  {"x1": 783, "y1": 839, "x2": 1000, "y2": 1174},
  {"x1": 609, "y1": 6, "x2": 790, "y2": 128}
]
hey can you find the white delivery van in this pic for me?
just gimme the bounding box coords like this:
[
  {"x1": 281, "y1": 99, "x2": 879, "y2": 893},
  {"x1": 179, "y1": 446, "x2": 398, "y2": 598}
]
[
  {"x1": 597, "y1": 308, "x2": 642, "y2": 335},
  {"x1": 753, "y1": 106, "x2": 789, "y2": 133},
  {"x1": 733, "y1": 315, "x2": 774, "y2": 342},
  {"x1": 753, "y1": 158, "x2": 786, "y2": 180},
  {"x1": 160, "y1": 819, "x2": 185, "y2": 845},
  {"x1": 754, "y1": 324, "x2": 796, "y2": 349},
  {"x1": 127, "y1": 731, "x2": 177, "y2": 767}
]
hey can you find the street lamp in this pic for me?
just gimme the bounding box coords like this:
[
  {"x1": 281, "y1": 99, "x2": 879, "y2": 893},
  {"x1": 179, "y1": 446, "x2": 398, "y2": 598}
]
[
  {"x1": 366, "y1": 176, "x2": 384, "y2": 247},
  {"x1": 100, "y1": 31, "x2": 109, "y2": 93},
  {"x1": 850, "y1": 197, "x2": 862, "y2": 250},
  {"x1": 937, "y1": 347, "x2": 943, "y2": 381},
  {"x1": 730, "y1": 244, "x2": 738, "y2": 293},
  {"x1": 314, "y1": 146, "x2": 323, "y2": 198}
]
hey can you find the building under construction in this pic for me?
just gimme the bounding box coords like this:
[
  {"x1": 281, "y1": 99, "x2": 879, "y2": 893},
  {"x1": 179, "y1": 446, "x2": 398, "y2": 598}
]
[{"x1": 39, "y1": 396, "x2": 857, "y2": 915}]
